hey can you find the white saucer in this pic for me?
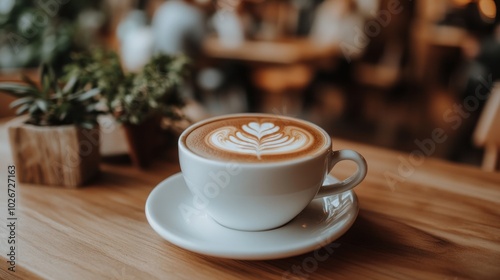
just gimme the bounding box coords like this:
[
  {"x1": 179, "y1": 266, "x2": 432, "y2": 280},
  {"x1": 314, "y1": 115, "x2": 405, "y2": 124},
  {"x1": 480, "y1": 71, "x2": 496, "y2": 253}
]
[{"x1": 145, "y1": 173, "x2": 359, "y2": 260}]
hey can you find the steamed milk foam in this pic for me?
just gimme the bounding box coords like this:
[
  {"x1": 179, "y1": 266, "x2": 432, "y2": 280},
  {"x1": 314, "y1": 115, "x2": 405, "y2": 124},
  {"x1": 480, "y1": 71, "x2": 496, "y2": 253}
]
[{"x1": 183, "y1": 116, "x2": 329, "y2": 162}]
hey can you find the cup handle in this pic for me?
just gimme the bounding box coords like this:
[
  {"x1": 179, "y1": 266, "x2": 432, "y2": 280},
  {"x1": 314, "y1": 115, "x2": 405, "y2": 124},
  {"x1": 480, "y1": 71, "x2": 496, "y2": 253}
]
[{"x1": 315, "y1": 149, "x2": 367, "y2": 198}]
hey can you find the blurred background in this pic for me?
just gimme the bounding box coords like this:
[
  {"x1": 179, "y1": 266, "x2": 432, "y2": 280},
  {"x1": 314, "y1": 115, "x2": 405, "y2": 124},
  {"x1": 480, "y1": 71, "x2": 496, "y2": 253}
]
[{"x1": 0, "y1": 0, "x2": 499, "y2": 167}]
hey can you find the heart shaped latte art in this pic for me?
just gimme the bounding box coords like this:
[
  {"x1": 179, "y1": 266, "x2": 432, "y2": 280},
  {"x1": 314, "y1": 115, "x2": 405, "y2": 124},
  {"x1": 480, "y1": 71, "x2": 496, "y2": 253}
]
[{"x1": 207, "y1": 122, "x2": 313, "y2": 159}]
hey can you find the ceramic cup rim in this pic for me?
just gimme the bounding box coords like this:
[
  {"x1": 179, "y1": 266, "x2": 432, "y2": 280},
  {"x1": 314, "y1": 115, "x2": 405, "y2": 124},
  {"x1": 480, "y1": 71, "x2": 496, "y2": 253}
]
[{"x1": 178, "y1": 113, "x2": 332, "y2": 167}]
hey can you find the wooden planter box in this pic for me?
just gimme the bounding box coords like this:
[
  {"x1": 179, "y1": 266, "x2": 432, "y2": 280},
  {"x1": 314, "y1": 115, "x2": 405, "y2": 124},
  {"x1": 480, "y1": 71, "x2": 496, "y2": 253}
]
[{"x1": 7, "y1": 118, "x2": 100, "y2": 187}]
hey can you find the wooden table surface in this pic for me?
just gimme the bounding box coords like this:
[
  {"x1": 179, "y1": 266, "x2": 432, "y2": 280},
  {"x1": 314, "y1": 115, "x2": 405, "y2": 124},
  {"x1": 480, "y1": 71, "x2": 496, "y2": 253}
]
[{"x1": 0, "y1": 120, "x2": 499, "y2": 280}]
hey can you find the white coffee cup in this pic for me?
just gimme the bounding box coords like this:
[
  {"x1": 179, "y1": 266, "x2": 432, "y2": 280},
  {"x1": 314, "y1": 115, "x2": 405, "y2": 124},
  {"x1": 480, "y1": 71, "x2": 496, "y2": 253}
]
[{"x1": 178, "y1": 114, "x2": 367, "y2": 231}]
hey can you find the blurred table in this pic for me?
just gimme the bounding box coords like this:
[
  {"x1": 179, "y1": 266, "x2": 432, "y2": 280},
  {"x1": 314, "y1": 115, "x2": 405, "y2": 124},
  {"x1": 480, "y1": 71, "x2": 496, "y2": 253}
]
[
  {"x1": 424, "y1": 25, "x2": 468, "y2": 48},
  {"x1": 202, "y1": 37, "x2": 340, "y2": 112},
  {"x1": 0, "y1": 119, "x2": 499, "y2": 279},
  {"x1": 203, "y1": 36, "x2": 339, "y2": 65}
]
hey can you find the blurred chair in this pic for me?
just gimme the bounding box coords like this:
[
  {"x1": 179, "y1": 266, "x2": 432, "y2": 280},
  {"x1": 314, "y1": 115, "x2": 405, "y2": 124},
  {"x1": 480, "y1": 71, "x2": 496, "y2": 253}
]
[
  {"x1": 473, "y1": 83, "x2": 500, "y2": 171},
  {"x1": 349, "y1": 0, "x2": 415, "y2": 146},
  {"x1": 354, "y1": 41, "x2": 403, "y2": 89},
  {"x1": 252, "y1": 65, "x2": 313, "y2": 114}
]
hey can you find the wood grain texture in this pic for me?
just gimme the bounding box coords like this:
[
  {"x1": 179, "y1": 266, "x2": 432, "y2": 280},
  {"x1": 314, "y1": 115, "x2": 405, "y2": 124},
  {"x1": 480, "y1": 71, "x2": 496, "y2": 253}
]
[
  {"x1": 7, "y1": 117, "x2": 100, "y2": 187},
  {"x1": 0, "y1": 119, "x2": 499, "y2": 279}
]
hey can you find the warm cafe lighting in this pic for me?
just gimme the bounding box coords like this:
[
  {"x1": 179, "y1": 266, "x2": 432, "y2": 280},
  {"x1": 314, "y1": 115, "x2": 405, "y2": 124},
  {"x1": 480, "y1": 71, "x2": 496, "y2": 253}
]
[
  {"x1": 453, "y1": 0, "x2": 474, "y2": 6},
  {"x1": 479, "y1": 0, "x2": 497, "y2": 21}
]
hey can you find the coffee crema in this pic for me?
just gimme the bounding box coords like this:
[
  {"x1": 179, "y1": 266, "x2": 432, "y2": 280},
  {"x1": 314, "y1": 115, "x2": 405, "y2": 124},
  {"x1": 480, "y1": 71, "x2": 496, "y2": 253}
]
[{"x1": 183, "y1": 116, "x2": 329, "y2": 162}]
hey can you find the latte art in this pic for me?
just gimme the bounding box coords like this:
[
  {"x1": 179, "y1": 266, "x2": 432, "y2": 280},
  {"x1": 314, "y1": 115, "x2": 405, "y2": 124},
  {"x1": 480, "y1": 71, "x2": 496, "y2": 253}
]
[
  {"x1": 207, "y1": 122, "x2": 313, "y2": 159},
  {"x1": 183, "y1": 115, "x2": 329, "y2": 162}
]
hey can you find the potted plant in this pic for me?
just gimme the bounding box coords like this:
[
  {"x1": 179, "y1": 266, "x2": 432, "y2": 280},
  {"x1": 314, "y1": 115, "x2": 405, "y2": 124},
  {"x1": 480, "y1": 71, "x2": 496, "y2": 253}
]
[
  {"x1": 63, "y1": 49, "x2": 125, "y2": 105},
  {"x1": 0, "y1": 64, "x2": 102, "y2": 187},
  {"x1": 64, "y1": 50, "x2": 190, "y2": 167},
  {"x1": 111, "y1": 54, "x2": 190, "y2": 167}
]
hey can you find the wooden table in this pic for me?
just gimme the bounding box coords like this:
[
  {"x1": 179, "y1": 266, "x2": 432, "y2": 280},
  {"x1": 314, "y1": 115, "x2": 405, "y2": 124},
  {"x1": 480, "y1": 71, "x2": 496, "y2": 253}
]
[
  {"x1": 0, "y1": 120, "x2": 499, "y2": 279},
  {"x1": 202, "y1": 37, "x2": 340, "y2": 113},
  {"x1": 203, "y1": 36, "x2": 339, "y2": 65}
]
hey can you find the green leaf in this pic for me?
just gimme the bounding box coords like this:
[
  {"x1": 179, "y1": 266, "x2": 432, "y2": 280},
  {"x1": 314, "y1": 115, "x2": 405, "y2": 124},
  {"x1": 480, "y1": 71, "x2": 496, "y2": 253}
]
[
  {"x1": 15, "y1": 104, "x2": 30, "y2": 115},
  {"x1": 59, "y1": 111, "x2": 67, "y2": 121},
  {"x1": 0, "y1": 83, "x2": 34, "y2": 96},
  {"x1": 130, "y1": 115, "x2": 139, "y2": 124},
  {"x1": 9, "y1": 97, "x2": 34, "y2": 108},
  {"x1": 21, "y1": 74, "x2": 39, "y2": 89},
  {"x1": 58, "y1": 103, "x2": 69, "y2": 120},
  {"x1": 35, "y1": 99, "x2": 48, "y2": 112},
  {"x1": 62, "y1": 75, "x2": 78, "y2": 94},
  {"x1": 41, "y1": 75, "x2": 50, "y2": 95},
  {"x1": 148, "y1": 100, "x2": 158, "y2": 108},
  {"x1": 40, "y1": 64, "x2": 50, "y2": 93},
  {"x1": 40, "y1": 63, "x2": 49, "y2": 80},
  {"x1": 80, "y1": 122, "x2": 93, "y2": 129},
  {"x1": 75, "y1": 88, "x2": 100, "y2": 101},
  {"x1": 40, "y1": 63, "x2": 57, "y2": 98},
  {"x1": 29, "y1": 103, "x2": 39, "y2": 114},
  {"x1": 54, "y1": 80, "x2": 62, "y2": 94}
]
